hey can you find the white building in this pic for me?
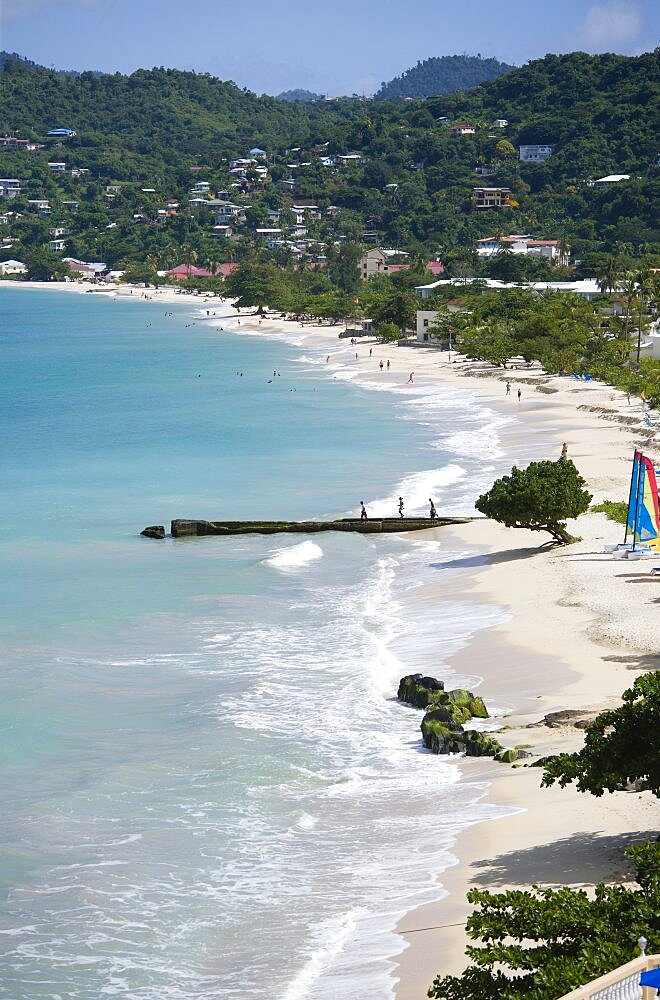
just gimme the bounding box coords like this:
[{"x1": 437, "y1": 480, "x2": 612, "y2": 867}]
[
  {"x1": 0, "y1": 258, "x2": 27, "y2": 275},
  {"x1": 0, "y1": 178, "x2": 25, "y2": 198},
  {"x1": 492, "y1": 118, "x2": 509, "y2": 128},
  {"x1": 475, "y1": 234, "x2": 569, "y2": 265},
  {"x1": 415, "y1": 278, "x2": 603, "y2": 301},
  {"x1": 359, "y1": 247, "x2": 410, "y2": 280},
  {"x1": 519, "y1": 144, "x2": 554, "y2": 162},
  {"x1": 591, "y1": 174, "x2": 630, "y2": 185}
]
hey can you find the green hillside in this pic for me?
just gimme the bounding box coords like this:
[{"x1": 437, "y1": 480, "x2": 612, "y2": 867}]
[
  {"x1": 0, "y1": 49, "x2": 657, "y2": 272},
  {"x1": 375, "y1": 54, "x2": 516, "y2": 100}
]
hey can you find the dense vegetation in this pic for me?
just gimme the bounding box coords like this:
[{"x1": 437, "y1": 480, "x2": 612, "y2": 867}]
[
  {"x1": 375, "y1": 54, "x2": 516, "y2": 100},
  {"x1": 1, "y1": 49, "x2": 658, "y2": 272},
  {"x1": 428, "y1": 673, "x2": 660, "y2": 998},
  {"x1": 276, "y1": 89, "x2": 324, "y2": 102}
]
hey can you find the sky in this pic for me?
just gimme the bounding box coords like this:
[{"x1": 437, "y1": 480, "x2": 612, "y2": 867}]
[{"x1": 1, "y1": 0, "x2": 658, "y2": 96}]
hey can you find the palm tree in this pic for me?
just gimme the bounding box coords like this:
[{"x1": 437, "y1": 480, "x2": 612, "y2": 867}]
[
  {"x1": 597, "y1": 257, "x2": 622, "y2": 295},
  {"x1": 182, "y1": 245, "x2": 197, "y2": 279},
  {"x1": 635, "y1": 268, "x2": 652, "y2": 363}
]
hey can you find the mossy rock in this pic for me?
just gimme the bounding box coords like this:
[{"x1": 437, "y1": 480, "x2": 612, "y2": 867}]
[
  {"x1": 397, "y1": 673, "x2": 445, "y2": 709},
  {"x1": 463, "y1": 731, "x2": 504, "y2": 757},
  {"x1": 422, "y1": 704, "x2": 466, "y2": 728},
  {"x1": 446, "y1": 689, "x2": 489, "y2": 719},
  {"x1": 421, "y1": 718, "x2": 465, "y2": 754},
  {"x1": 495, "y1": 747, "x2": 532, "y2": 763}
]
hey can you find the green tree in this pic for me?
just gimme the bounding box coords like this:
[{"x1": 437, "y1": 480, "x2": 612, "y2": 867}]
[
  {"x1": 597, "y1": 256, "x2": 622, "y2": 294},
  {"x1": 327, "y1": 242, "x2": 362, "y2": 294},
  {"x1": 542, "y1": 672, "x2": 660, "y2": 796},
  {"x1": 428, "y1": 840, "x2": 659, "y2": 1000},
  {"x1": 475, "y1": 459, "x2": 593, "y2": 544},
  {"x1": 23, "y1": 249, "x2": 71, "y2": 281},
  {"x1": 460, "y1": 319, "x2": 516, "y2": 367},
  {"x1": 495, "y1": 138, "x2": 517, "y2": 158}
]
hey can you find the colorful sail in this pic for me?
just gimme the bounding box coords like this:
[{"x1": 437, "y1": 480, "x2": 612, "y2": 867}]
[{"x1": 627, "y1": 450, "x2": 660, "y2": 550}]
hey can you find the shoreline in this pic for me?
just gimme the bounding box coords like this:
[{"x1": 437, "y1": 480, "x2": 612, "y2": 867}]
[{"x1": 5, "y1": 279, "x2": 659, "y2": 998}]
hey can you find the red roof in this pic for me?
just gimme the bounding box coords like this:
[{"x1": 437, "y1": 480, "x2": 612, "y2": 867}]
[
  {"x1": 385, "y1": 263, "x2": 411, "y2": 273},
  {"x1": 167, "y1": 262, "x2": 238, "y2": 279},
  {"x1": 427, "y1": 261, "x2": 445, "y2": 275}
]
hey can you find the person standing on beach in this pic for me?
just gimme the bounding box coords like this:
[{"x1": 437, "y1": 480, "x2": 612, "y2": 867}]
[
  {"x1": 398, "y1": 497, "x2": 405, "y2": 518},
  {"x1": 429, "y1": 499, "x2": 437, "y2": 519},
  {"x1": 506, "y1": 381, "x2": 511, "y2": 396},
  {"x1": 517, "y1": 387, "x2": 522, "y2": 402},
  {"x1": 379, "y1": 360, "x2": 384, "y2": 371},
  {"x1": 360, "y1": 501, "x2": 368, "y2": 520}
]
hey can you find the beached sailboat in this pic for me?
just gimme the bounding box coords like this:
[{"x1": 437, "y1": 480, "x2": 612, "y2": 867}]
[{"x1": 607, "y1": 450, "x2": 660, "y2": 558}]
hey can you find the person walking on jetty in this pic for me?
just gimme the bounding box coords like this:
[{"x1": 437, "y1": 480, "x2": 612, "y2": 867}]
[
  {"x1": 360, "y1": 501, "x2": 368, "y2": 520},
  {"x1": 561, "y1": 442, "x2": 568, "y2": 460},
  {"x1": 407, "y1": 372, "x2": 414, "y2": 383},
  {"x1": 429, "y1": 499, "x2": 437, "y2": 519},
  {"x1": 398, "y1": 497, "x2": 405, "y2": 518}
]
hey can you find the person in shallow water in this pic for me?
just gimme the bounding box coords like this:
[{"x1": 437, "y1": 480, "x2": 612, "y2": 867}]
[{"x1": 360, "y1": 501, "x2": 368, "y2": 520}]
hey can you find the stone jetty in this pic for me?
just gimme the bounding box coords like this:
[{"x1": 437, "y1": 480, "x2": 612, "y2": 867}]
[{"x1": 164, "y1": 516, "x2": 475, "y2": 538}]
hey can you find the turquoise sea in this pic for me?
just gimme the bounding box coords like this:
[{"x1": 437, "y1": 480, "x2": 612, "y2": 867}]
[{"x1": 1, "y1": 287, "x2": 526, "y2": 999}]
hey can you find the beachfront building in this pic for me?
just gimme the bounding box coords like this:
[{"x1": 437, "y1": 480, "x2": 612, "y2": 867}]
[
  {"x1": 0, "y1": 259, "x2": 27, "y2": 275},
  {"x1": 359, "y1": 247, "x2": 410, "y2": 280},
  {"x1": 475, "y1": 234, "x2": 570, "y2": 265},
  {"x1": 415, "y1": 277, "x2": 603, "y2": 301},
  {"x1": 62, "y1": 257, "x2": 107, "y2": 279},
  {"x1": 416, "y1": 311, "x2": 443, "y2": 344},
  {"x1": 519, "y1": 144, "x2": 554, "y2": 162},
  {"x1": 473, "y1": 187, "x2": 513, "y2": 209}
]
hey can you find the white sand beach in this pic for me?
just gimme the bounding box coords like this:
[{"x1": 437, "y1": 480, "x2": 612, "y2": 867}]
[{"x1": 6, "y1": 279, "x2": 659, "y2": 998}]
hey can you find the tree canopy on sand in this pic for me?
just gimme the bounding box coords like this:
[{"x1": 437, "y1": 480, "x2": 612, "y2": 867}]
[
  {"x1": 542, "y1": 672, "x2": 660, "y2": 796},
  {"x1": 427, "y1": 840, "x2": 660, "y2": 1000},
  {"x1": 475, "y1": 459, "x2": 592, "y2": 544}
]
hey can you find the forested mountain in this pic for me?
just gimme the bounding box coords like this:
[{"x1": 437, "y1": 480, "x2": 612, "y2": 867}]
[
  {"x1": 0, "y1": 50, "x2": 657, "y2": 273},
  {"x1": 276, "y1": 89, "x2": 324, "y2": 102},
  {"x1": 375, "y1": 54, "x2": 516, "y2": 100}
]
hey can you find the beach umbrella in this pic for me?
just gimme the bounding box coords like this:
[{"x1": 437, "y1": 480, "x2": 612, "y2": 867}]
[{"x1": 640, "y1": 967, "x2": 660, "y2": 988}]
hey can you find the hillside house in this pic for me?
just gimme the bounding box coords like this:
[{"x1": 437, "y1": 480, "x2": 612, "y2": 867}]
[
  {"x1": 0, "y1": 179, "x2": 25, "y2": 198},
  {"x1": 48, "y1": 161, "x2": 66, "y2": 172},
  {"x1": 590, "y1": 174, "x2": 630, "y2": 185},
  {"x1": 0, "y1": 137, "x2": 30, "y2": 149},
  {"x1": 28, "y1": 199, "x2": 51, "y2": 216},
  {"x1": 475, "y1": 234, "x2": 569, "y2": 264},
  {"x1": 49, "y1": 238, "x2": 67, "y2": 252},
  {"x1": 61, "y1": 200, "x2": 79, "y2": 211},
  {"x1": 359, "y1": 247, "x2": 410, "y2": 280},
  {"x1": 519, "y1": 144, "x2": 554, "y2": 162},
  {"x1": 451, "y1": 124, "x2": 477, "y2": 135},
  {"x1": 47, "y1": 128, "x2": 76, "y2": 137},
  {"x1": 336, "y1": 153, "x2": 363, "y2": 165},
  {"x1": 473, "y1": 187, "x2": 512, "y2": 209},
  {"x1": 492, "y1": 119, "x2": 509, "y2": 128}
]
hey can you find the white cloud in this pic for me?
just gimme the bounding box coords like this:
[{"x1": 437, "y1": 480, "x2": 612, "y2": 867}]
[{"x1": 575, "y1": 0, "x2": 643, "y2": 50}]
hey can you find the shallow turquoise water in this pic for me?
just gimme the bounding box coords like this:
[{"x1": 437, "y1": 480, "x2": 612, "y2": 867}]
[{"x1": 0, "y1": 287, "x2": 514, "y2": 999}]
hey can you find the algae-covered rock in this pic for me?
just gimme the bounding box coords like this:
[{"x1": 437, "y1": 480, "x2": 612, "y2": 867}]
[
  {"x1": 397, "y1": 673, "x2": 445, "y2": 709},
  {"x1": 421, "y1": 718, "x2": 465, "y2": 754},
  {"x1": 463, "y1": 731, "x2": 504, "y2": 757},
  {"x1": 447, "y1": 689, "x2": 489, "y2": 718},
  {"x1": 495, "y1": 747, "x2": 532, "y2": 763}
]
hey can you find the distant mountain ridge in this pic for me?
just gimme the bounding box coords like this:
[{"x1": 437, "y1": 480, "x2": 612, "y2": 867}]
[
  {"x1": 276, "y1": 89, "x2": 324, "y2": 103},
  {"x1": 375, "y1": 54, "x2": 516, "y2": 100}
]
